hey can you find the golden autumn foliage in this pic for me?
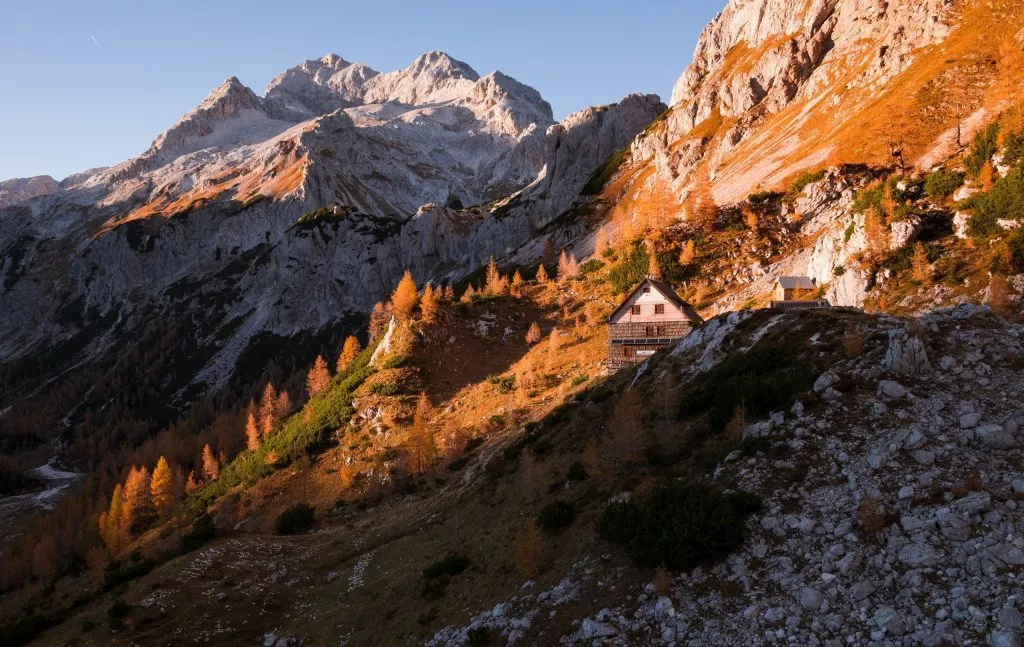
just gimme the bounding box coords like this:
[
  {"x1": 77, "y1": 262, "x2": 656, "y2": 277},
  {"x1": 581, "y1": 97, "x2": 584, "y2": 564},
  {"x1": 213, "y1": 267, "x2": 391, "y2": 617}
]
[
  {"x1": 525, "y1": 321, "x2": 542, "y2": 344},
  {"x1": 368, "y1": 301, "x2": 390, "y2": 341},
  {"x1": 408, "y1": 392, "x2": 434, "y2": 475},
  {"x1": 485, "y1": 257, "x2": 508, "y2": 295},
  {"x1": 535, "y1": 263, "x2": 551, "y2": 285},
  {"x1": 646, "y1": 240, "x2": 662, "y2": 279},
  {"x1": 743, "y1": 205, "x2": 759, "y2": 230},
  {"x1": 420, "y1": 283, "x2": 440, "y2": 323},
  {"x1": 100, "y1": 483, "x2": 126, "y2": 554},
  {"x1": 594, "y1": 226, "x2": 609, "y2": 257},
  {"x1": 678, "y1": 240, "x2": 696, "y2": 266},
  {"x1": 557, "y1": 250, "x2": 579, "y2": 282},
  {"x1": 306, "y1": 355, "x2": 331, "y2": 398},
  {"x1": 337, "y1": 335, "x2": 361, "y2": 373},
  {"x1": 989, "y1": 274, "x2": 1013, "y2": 318},
  {"x1": 391, "y1": 269, "x2": 419, "y2": 321},
  {"x1": 980, "y1": 161, "x2": 996, "y2": 191},
  {"x1": 688, "y1": 167, "x2": 717, "y2": 232},
  {"x1": 122, "y1": 465, "x2": 152, "y2": 532},
  {"x1": 150, "y1": 456, "x2": 175, "y2": 519},
  {"x1": 201, "y1": 444, "x2": 219, "y2": 481},
  {"x1": 259, "y1": 382, "x2": 277, "y2": 437},
  {"x1": 460, "y1": 283, "x2": 477, "y2": 304},
  {"x1": 864, "y1": 206, "x2": 888, "y2": 260}
]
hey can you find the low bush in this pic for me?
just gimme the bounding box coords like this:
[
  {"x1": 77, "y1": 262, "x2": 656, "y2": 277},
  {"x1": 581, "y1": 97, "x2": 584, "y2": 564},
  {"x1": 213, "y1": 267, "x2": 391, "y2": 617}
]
[
  {"x1": 966, "y1": 164, "x2": 1024, "y2": 238},
  {"x1": 747, "y1": 190, "x2": 779, "y2": 205},
  {"x1": 179, "y1": 514, "x2": 215, "y2": 554},
  {"x1": 537, "y1": 501, "x2": 576, "y2": 534},
  {"x1": 924, "y1": 169, "x2": 965, "y2": 200},
  {"x1": 788, "y1": 170, "x2": 826, "y2": 196},
  {"x1": 487, "y1": 374, "x2": 517, "y2": 394},
  {"x1": 1007, "y1": 228, "x2": 1024, "y2": 274},
  {"x1": 579, "y1": 259, "x2": 605, "y2": 275},
  {"x1": 368, "y1": 381, "x2": 399, "y2": 396},
  {"x1": 274, "y1": 503, "x2": 315, "y2": 535},
  {"x1": 381, "y1": 355, "x2": 408, "y2": 369},
  {"x1": 597, "y1": 480, "x2": 761, "y2": 569},
  {"x1": 677, "y1": 341, "x2": 815, "y2": 433},
  {"x1": 964, "y1": 122, "x2": 1000, "y2": 176},
  {"x1": 419, "y1": 554, "x2": 471, "y2": 600}
]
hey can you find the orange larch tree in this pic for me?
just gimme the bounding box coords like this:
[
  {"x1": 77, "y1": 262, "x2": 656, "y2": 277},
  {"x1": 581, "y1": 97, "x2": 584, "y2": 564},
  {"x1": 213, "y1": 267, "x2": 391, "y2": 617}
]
[
  {"x1": 122, "y1": 465, "x2": 152, "y2": 533},
  {"x1": 201, "y1": 444, "x2": 219, "y2": 481},
  {"x1": 150, "y1": 456, "x2": 175, "y2": 518},
  {"x1": 391, "y1": 270, "x2": 419, "y2": 321},
  {"x1": 337, "y1": 335, "x2": 362, "y2": 373},
  {"x1": 306, "y1": 355, "x2": 331, "y2": 398},
  {"x1": 408, "y1": 392, "x2": 434, "y2": 475},
  {"x1": 420, "y1": 283, "x2": 440, "y2": 323},
  {"x1": 259, "y1": 382, "x2": 277, "y2": 437},
  {"x1": 245, "y1": 411, "x2": 260, "y2": 451}
]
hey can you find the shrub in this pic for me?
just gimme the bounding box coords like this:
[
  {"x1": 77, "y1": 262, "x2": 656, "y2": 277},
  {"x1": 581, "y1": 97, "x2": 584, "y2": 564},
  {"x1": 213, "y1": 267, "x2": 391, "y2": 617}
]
[
  {"x1": 419, "y1": 554, "x2": 470, "y2": 600},
  {"x1": 607, "y1": 242, "x2": 649, "y2": 294},
  {"x1": 566, "y1": 461, "x2": 588, "y2": 481},
  {"x1": 537, "y1": 501, "x2": 576, "y2": 534},
  {"x1": 935, "y1": 255, "x2": 968, "y2": 286},
  {"x1": 966, "y1": 164, "x2": 1024, "y2": 238},
  {"x1": 467, "y1": 627, "x2": 494, "y2": 645},
  {"x1": 677, "y1": 342, "x2": 815, "y2": 433},
  {"x1": 1007, "y1": 228, "x2": 1024, "y2": 274},
  {"x1": 274, "y1": 503, "x2": 315, "y2": 535},
  {"x1": 924, "y1": 169, "x2": 965, "y2": 200},
  {"x1": 597, "y1": 480, "x2": 761, "y2": 569},
  {"x1": 833, "y1": 265, "x2": 846, "y2": 277},
  {"x1": 964, "y1": 122, "x2": 1000, "y2": 176},
  {"x1": 1005, "y1": 130, "x2": 1024, "y2": 167},
  {"x1": 581, "y1": 148, "x2": 629, "y2": 196},
  {"x1": 843, "y1": 222, "x2": 855, "y2": 243},
  {"x1": 179, "y1": 514, "x2": 215, "y2": 554},
  {"x1": 422, "y1": 554, "x2": 470, "y2": 580},
  {"x1": 579, "y1": 259, "x2": 605, "y2": 275},
  {"x1": 368, "y1": 382, "x2": 399, "y2": 396},
  {"x1": 381, "y1": 355, "x2": 408, "y2": 369},
  {"x1": 747, "y1": 190, "x2": 779, "y2": 205},
  {"x1": 487, "y1": 374, "x2": 517, "y2": 394},
  {"x1": 571, "y1": 374, "x2": 589, "y2": 387},
  {"x1": 789, "y1": 170, "x2": 826, "y2": 196}
]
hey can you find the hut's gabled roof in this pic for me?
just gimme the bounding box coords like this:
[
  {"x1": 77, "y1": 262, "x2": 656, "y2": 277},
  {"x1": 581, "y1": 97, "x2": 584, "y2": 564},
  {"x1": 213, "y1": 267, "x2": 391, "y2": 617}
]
[{"x1": 607, "y1": 277, "x2": 704, "y2": 324}]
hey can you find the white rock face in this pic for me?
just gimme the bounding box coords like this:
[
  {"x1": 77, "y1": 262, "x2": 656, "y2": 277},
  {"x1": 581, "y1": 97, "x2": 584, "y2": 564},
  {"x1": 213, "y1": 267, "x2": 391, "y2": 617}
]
[{"x1": 0, "y1": 51, "x2": 664, "y2": 396}]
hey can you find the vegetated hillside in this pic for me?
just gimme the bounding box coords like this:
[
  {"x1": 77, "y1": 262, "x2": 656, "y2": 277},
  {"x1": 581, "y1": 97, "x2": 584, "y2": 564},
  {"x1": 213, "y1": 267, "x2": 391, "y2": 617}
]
[{"x1": 6, "y1": 268, "x2": 1023, "y2": 645}]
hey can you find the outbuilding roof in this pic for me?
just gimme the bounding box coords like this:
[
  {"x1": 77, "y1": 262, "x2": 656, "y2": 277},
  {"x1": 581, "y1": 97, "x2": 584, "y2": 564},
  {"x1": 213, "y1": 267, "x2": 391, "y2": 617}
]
[{"x1": 777, "y1": 276, "x2": 816, "y2": 290}]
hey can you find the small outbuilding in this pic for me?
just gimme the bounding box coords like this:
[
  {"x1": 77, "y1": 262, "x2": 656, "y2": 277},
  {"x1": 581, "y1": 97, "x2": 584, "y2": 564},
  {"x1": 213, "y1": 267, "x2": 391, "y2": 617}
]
[
  {"x1": 770, "y1": 276, "x2": 831, "y2": 310},
  {"x1": 606, "y1": 277, "x2": 703, "y2": 368}
]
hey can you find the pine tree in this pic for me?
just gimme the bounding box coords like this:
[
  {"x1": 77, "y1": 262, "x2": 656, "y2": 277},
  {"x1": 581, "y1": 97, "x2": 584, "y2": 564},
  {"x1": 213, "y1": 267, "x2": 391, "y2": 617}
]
[
  {"x1": 535, "y1": 263, "x2": 550, "y2": 285},
  {"x1": 391, "y1": 269, "x2": 419, "y2": 321},
  {"x1": 541, "y1": 238, "x2": 555, "y2": 269},
  {"x1": 408, "y1": 392, "x2": 434, "y2": 475},
  {"x1": 557, "y1": 250, "x2": 571, "y2": 282},
  {"x1": 122, "y1": 466, "x2": 152, "y2": 533},
  {"x1": 442, "y1": 284, "x2": 455, "y2": 302},
  {"x1": 337, "y1": 335, "x2": 362, "y2": 373},
  {"x1": 678, "y1": 240, "x2": 696, "y2": 266},
  {"x1": 485, "y1": 257, "x2": 507, "y2": 295},
  {"x1": 306, "y1": 355, "x2": 331, "y2": 398},
  {"x1": 865, "y1": 206, "x2": 888, "y2": 260},
  {"x1": 911, "y1": 242, "x2": 931, "y2": 283},
  {"x1": 743, "y1": 205, "x2": 759, "y2": 231},
  {"x1": 980, "y1": 161, "x2": 995, "y2": 192},
  {"x1": 514, "y1": 521, "x2": 546, "y2": 578},
  {"x1": 510, "y1": 270, "x2": 524, "y2": 297},
  {"x1": 100, "y1": 483, "x2": 126, "y2": 553},
  {"x1": 368, "y1": 302, "x2": 389, "y2": 341},
  {"x1": 259, "y1": 382, "x2": 277, "y2": 437},
  {"x1": 201, "y1": 444, "x2": 219, "y2": 481},
  {"x1": 460, "y1": 283, "x2": 477, "y2": 304},
  {"x1": 525, "y1": 322, "x2": 542, "y2": 344},
  {"x1": 245, "y1": 411, "x2": 260, "y2": 451},
  {"x1": 185, "y1": 470, "x2": 199, "y2": 494},
  {"x1": 646, "y1": 240, "x2": 661, "y2": 279},
  {"x1": 150, "y1": 456, "x2": 175, "y2": 518},
  {"x1": 420, "y1": 283, "x2": 439, "y2": 323},
  {"x1": 275, "y1": 390, "x2": 292, "y2": 420}
]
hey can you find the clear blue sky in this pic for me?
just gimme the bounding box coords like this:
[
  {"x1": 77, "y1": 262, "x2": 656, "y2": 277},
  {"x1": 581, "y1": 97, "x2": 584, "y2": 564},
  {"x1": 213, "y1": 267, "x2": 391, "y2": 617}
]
[{"x1": 0, "y1": 1, "x2": 723, "y2": 181}]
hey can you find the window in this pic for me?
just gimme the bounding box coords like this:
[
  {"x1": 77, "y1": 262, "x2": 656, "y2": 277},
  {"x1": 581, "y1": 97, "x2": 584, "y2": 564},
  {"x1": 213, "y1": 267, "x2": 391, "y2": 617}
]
[
  {"x1": 645, "y1": 325, "x2": 655, "y2": 336},
  {"x1": 654, "y1": 303, "x2": 665, "y2": 315},
  {"x1": 656, "y1": 325, "x2": 665, "y2": 336},
  {"x1": 631, "y1": 305, "x2": 642, "y2": 315}
]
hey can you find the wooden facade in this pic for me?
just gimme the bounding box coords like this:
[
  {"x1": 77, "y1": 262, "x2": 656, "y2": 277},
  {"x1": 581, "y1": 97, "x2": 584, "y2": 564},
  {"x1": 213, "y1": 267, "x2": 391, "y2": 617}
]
[
  {"x1": 606, "y1": 278, "x2": 703, "y2": 368},
  {"x1": 770, "y1": 276, "x2": 830, "y2": 311}
]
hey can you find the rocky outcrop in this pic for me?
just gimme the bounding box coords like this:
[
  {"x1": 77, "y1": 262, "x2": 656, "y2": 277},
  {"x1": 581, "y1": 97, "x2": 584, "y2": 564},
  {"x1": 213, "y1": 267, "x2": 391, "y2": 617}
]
[{"x1": 0, "y1": 175, "x2": 60, "y2": 209}]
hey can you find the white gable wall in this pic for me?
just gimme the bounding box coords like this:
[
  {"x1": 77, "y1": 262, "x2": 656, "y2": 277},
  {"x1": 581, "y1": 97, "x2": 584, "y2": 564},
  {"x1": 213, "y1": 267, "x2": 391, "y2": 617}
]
[{"x1": 609, "y1": 284, "x2": 688, "y2": 324}]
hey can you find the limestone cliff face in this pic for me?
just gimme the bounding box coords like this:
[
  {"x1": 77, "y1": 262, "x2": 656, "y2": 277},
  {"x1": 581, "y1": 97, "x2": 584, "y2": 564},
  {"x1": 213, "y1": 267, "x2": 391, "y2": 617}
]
[
  {"x1": 0, "y1": 52, "x2": 663, "y2": 397},
  {"x1": 631, "y1": 0, "x2": 967, "y2": 205}
]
